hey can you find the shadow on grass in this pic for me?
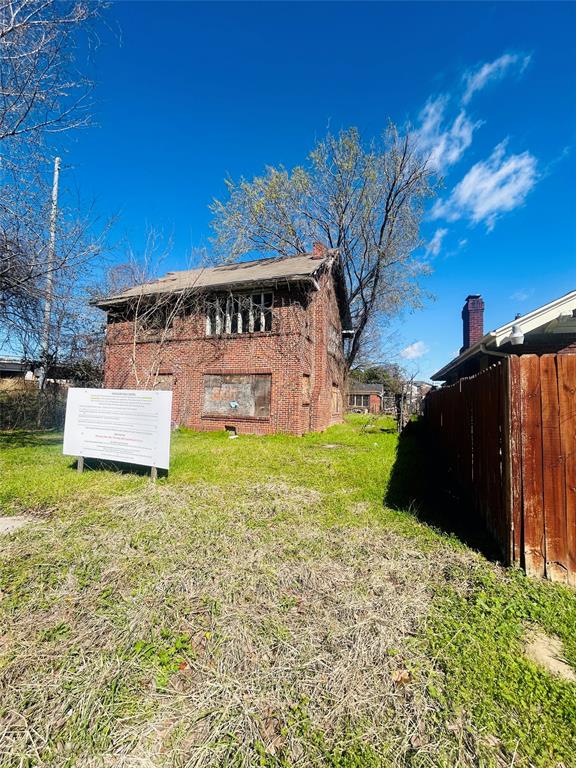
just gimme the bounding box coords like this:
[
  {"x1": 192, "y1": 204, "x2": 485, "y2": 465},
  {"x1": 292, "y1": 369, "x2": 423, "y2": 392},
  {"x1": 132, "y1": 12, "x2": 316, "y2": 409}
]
[
  {"x1": 0, "y1": 430, "x2": 62, "y2": 448},
  {"x1": 68, "y1": 458, "x2": 168, "y2": 479},
  {"x1": 385, "y1": 419, "x2": 502, "y2": 562}
]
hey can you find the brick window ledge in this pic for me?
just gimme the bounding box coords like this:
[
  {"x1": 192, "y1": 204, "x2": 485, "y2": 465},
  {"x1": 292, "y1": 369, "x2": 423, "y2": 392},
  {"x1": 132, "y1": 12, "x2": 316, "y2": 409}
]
[{"x1": 201, "y1": 414, "x2": 271, "y2": 422}]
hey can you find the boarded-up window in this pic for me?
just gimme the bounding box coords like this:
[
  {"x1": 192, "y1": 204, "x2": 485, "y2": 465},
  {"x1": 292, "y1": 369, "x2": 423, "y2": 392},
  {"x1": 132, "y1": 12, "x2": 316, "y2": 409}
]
[
  {"x1": 154, "y1": 374, "x2": 173, "y2": 391},
  {"x1": 203, "y1": 374, "x2": 271, "y2": 418},
  {"x1": 328, "y1": 324, "x2": 342, "y2": 358},
  {"x1": 331, "y1": 385, "x2": 341, "y2": 414},
  {"x1": 302, "y1": 374, "x2": 311, "y2": 404}
]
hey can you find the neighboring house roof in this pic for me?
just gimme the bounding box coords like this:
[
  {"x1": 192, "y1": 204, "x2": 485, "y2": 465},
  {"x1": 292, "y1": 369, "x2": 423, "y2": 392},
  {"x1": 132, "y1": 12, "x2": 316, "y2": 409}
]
[
  {"x1": 348, "y1": 383, "x2": 385, "y2": 395},
  {"x1": 0, "y1": 357, "x2": 28, "y2": 375},
  {"x1": 432, "y1": 289, "x2": 576, "y2": 382},
  {"x1": 94, "y1": 252, "x2": 338, "y2": 309}
]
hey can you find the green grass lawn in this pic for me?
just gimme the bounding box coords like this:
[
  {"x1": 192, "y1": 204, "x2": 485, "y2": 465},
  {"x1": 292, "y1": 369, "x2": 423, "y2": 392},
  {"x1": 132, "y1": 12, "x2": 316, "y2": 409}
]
[{"x1": 0, "y1": 416, "x2": 575, "y2": 767}]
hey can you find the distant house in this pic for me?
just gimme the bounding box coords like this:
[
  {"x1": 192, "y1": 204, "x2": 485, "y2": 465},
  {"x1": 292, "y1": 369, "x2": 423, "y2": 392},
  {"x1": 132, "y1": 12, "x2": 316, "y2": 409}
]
[
  {"x1": 94, "y1": 245, "x2": 350, "y2": 435},
  {"x1": 347, "y1": 382, "x2": 384, "y2": 414},
  {"x1": 0, "y1": 357, "x2": 28, "y2": 379},
  {"x1": 0, "y1": 358, "x2": 37, "y2": 390},
  {"x1": 348, "y1": 379, "x2": 432, "y2": 418},
  {"x1": 431, "y1": 291, "x2": 576, "y2": 384}
]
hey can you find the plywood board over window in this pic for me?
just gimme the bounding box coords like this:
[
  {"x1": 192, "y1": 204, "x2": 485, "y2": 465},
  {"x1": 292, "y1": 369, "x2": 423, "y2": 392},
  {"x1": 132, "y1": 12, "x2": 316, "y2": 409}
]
[
  {"x1": 203, "y1": 374, "x2": 271, "y2": 419},
  {"x1": 302, "y1": 374, "x2": 311, "y2": 404},
  {"x1": 331, "y1": 384, "x2": 341, "y2": 414},
  {"x1": 154, "y1": 374, "x2": 174, "y2": 391}
]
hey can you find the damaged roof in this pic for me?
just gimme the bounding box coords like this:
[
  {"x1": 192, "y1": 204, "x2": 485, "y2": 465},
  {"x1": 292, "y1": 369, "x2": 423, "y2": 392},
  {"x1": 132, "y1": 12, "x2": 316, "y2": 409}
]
[{"x1": 94, "y1": 252, "x2": 337, "y2": 308}]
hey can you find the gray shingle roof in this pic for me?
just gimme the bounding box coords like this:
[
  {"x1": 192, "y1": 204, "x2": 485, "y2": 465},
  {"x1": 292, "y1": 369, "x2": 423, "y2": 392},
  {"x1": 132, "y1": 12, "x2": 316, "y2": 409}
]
[
  {"x1": 94, "y1": 252, "x2": 335, "y2": 308},
  {"x1": 348, "y1": 383, "x2": 385, "y2": 394}
]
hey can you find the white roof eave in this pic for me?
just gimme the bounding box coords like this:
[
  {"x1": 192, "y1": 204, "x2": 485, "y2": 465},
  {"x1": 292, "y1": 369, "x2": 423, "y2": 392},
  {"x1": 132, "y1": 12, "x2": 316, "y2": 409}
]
[
  {"x1": 431, "y1": 289, "x2": 576, "y2": 382},
  {"x1": 430, "y1": 332, "x2": 497, "y2": 381},
  {"x1": 492, "y1": 289, "x2": 576, "y2": 347}
]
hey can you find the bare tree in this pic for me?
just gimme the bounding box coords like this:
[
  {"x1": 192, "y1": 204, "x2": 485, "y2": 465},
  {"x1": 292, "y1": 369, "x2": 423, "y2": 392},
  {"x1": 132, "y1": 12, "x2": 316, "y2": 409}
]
[
  {"x1": 0, "y1": 0, "x2": 105, "y2": 350},
  {"x1": 7, "y1": 238, "x2": 106, "y2": 383},
  {"x1": 211, "y1": 125, "x2": 438, "y2": 368},
  {"x1": 0, "y1": 1, "x2": 101, "y2": 148},
  {"x1": 91, "y1": 232, "x2": 200, "y2": 392},
  {"x1": 1, "y1": 193, "x2": 112, "y2": 379}
]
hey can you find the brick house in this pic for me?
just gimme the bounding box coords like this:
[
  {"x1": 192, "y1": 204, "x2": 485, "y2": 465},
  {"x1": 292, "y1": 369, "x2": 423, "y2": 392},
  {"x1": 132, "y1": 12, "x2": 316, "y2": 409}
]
[
  {"x1": 347, "y1": 383, "x2": 383, "y2": 414},
  {"x1": 95, "y1": 245, "x2": 350, "y2": 435}
]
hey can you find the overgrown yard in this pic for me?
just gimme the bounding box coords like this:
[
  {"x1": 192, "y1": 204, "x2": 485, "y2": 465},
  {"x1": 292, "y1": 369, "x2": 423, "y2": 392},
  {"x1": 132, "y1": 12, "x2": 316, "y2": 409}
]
[{"x1": 1, "y1": 416, "x2": 575, "y2": 767}]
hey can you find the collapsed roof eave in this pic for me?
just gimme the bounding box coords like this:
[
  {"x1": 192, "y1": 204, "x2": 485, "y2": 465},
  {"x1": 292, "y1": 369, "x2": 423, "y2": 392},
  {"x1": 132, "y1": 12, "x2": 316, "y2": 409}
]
[
  {"x1": 92, "y1": 273, "x2": 322, "y2": 310},
  {"x1": 92, "y1": 252, "x2": 336, "y2": 309}
]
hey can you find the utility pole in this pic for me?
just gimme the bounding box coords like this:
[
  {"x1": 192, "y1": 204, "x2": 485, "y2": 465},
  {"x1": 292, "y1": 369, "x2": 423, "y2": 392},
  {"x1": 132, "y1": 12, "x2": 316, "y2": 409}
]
[{"x1": 39, "y1": 156, "x2": 61, "y2": 389}]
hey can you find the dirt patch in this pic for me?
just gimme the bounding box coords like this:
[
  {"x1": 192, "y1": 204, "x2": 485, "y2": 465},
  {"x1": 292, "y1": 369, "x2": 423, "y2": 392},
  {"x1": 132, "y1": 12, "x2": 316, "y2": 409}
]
[
  {"x1": 524, "y1": 627, "x2": 576, "y2": 682},
  {"x1": 0, "y1": 516, "x2": 32, "y2": 534}
]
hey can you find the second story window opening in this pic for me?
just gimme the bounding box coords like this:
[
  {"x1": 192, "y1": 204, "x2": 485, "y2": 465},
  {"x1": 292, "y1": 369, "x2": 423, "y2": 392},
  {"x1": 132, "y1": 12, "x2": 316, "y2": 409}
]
[{"x1": 206, "y1": 291, "x2": 273, "y2": 336}]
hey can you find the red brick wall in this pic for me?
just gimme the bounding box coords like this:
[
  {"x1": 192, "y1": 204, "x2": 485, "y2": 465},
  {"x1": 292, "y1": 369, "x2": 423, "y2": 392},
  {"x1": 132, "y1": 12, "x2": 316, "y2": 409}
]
[
  {"x1": 307, "y1": 268, "x2": 346, "y2": 431},
  {"x1": 103, "y1": 267, "x2": 346, "y2": 435},
  {"x1": 368, "y1": 393, "x2": 381, "y2": 414}
]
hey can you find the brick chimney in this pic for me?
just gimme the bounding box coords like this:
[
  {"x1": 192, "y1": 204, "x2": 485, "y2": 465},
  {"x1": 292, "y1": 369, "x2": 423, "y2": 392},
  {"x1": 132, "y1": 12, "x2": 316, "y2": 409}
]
[
  {"x1": 461, "y1": 294, "x2": 485, "y2": 352},
  {"x1": 311, "y1": 241, "x2": 327, "y2": 259}
]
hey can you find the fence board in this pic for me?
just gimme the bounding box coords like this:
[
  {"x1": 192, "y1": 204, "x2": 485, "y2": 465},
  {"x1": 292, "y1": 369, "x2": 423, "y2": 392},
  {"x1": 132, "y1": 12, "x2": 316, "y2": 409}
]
[
  {"x1": 519, "y1": 356, "x2": 546, "y2": 578},
  {"x1": 540, "y1": 355, "x2": 568, "y2": 582},
  {"x1": 508, "y1": 356, "x2": 523, "y2": 566},
  {"x1": 558, "y1": 355, "x2": 576, "y2": 586}
]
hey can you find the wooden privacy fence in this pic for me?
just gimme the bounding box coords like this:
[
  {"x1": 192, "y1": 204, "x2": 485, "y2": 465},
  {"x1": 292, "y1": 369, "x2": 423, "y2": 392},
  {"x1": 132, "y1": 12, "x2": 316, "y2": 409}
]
[{"x1": 425, "y1": 354, "x2": 576, "y2": 585}]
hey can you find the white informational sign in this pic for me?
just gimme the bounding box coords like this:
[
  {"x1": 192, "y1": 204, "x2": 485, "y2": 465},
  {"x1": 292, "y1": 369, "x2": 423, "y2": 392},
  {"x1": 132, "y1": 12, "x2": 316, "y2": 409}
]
[{"x1": 63, "y1": 388, "x2": 172, "y2": 469}]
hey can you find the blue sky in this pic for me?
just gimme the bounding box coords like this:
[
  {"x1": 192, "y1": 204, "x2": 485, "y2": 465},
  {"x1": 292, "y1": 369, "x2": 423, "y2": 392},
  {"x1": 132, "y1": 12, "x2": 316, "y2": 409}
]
[{"x1": 63, "y1": 1, "x2": 576, "y2": 379}]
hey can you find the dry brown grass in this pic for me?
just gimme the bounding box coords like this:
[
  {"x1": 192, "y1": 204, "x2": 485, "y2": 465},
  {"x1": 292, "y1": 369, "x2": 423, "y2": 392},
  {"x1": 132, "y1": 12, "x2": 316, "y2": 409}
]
[{"x1": 0, "y1": 481, "x2": 485, "y2": 767}]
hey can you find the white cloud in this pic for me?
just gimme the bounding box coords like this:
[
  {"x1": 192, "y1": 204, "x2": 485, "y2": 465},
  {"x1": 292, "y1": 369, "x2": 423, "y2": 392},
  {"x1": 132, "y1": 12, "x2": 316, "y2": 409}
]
[
  {"x1": 510, "y1": 288, "x2": 533, "y2": 302},
  {"x1": 400, "y1": 341, "x2": 430, "y2": 360},
  {"x1": 431, "y1": 141, "x2": 538, "y2": 230},
  {"x1": 415, "y1": 97, "x2": 482, "y2": 170},
  {"x1": 462, "y1": 53, "x2": 531, "y2": 104},
  {"x1": 425, "y1": 227, "x2": 448, "y2": 257},
  {"x1": 458, "y1": 238, "x2": 468, "y2": 248},
  {"x1": 415, "y1": 51, "x2": 532, "y2": 173}
]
